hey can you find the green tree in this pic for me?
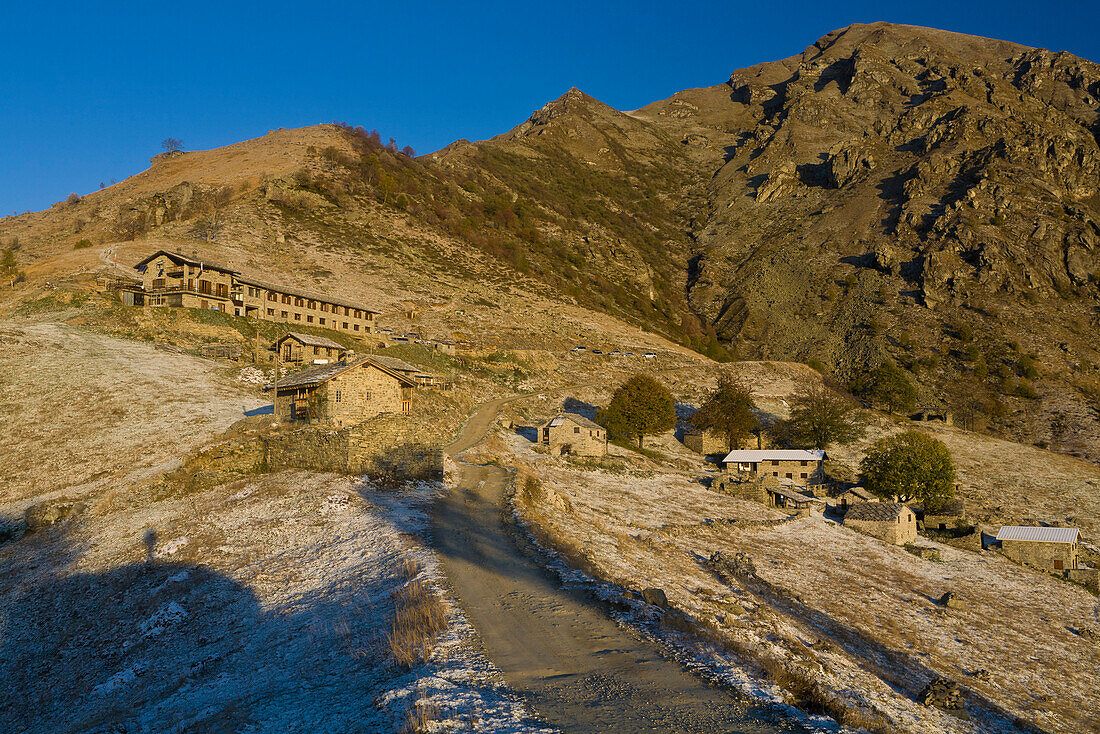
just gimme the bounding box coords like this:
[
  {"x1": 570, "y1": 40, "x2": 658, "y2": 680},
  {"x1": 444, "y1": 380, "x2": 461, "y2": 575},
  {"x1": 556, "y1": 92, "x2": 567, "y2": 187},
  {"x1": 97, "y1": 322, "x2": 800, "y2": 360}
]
[
  {"x1": 860, "y1": 431, "x2": 956, "y2": 508},
  {"x1": 856, "y1": 361, "x2": 917, "y2": 414},
  {"x1": 597, "y1": 374, "x2": 675, "y2": 448},
  {"x1": 777, "y1": 383, "x2": 865, "y2": 449},
  {"x1": 688, "y1": 374, "x2": 757, "y2": 452}
]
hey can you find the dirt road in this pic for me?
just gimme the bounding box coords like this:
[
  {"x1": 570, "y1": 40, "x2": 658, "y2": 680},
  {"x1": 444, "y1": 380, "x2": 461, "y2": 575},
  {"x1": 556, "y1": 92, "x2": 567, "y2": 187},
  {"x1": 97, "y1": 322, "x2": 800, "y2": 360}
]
[{"x1": 433, "y1": 399, "x2": 805, "y2": 733}]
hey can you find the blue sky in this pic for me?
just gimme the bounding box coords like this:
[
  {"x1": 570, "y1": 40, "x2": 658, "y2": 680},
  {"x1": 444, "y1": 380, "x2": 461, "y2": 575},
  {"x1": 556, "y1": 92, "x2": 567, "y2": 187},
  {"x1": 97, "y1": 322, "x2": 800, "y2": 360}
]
[{"x1": 2, "y1": 1, "x2": 1097, "y2": 214}]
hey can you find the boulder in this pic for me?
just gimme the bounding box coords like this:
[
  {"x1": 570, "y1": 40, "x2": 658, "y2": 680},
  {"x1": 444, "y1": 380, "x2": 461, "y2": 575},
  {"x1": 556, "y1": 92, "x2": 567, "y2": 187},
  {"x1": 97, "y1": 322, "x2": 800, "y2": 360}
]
[
  {"x1": 24, "y1": 499, "x2": 86, "y2": 534},
  {"x1": 938, "y1": 591, "x2": 967, "y2": 610},
  {"x1": 641, "y1": 587, "x2": 669, "y2": 609},
  {"x1": 919, "y1": 677, "x2": 966, "y2": 716}
]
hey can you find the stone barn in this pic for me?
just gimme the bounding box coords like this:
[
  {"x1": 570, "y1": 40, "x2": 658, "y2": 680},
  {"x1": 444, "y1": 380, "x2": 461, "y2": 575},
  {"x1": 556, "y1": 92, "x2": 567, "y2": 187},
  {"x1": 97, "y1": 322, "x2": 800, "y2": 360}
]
[
  {"x1": 923, "y1": 499, "x2": 967, "y2": 532},
  {"x1": 723, "y1": 449, "x2": 827, "y2": 485},
  {"x1": 273, "y1": 332, "x2": 346, "y2": 365},
  {"x1": 265, "y1": 357, "x2": 416, "y2": 427},
  {"x1": 536, "y1": 414, "x2": 607, "y2": 457},
  {"x1": 844, "y1": 502, "x2": 917, "y2": 545},
  {"x1": 996, "y1": 526, "x2": 1079, "y2": 573}
]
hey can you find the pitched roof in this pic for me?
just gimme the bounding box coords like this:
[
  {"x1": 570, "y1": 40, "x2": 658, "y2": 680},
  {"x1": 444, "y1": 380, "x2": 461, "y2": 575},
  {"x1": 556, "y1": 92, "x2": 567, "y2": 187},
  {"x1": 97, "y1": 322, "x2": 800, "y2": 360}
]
[
  {"x1": 768, "y1": 486, "x2": 819, "y2": 504},
  {"x1": 540, "y1": 413, "x2": 604, "y2": 431},
  {"x1": 845, "y1": 502, "x2": 911, "y2": 522},
  {"x1": 369, "y1": 355, "x2": 422, "y2": 374},
  {"x1": 134, "y1": 250, "x2": 239, "y2": 274},
  {"x1": 264, "y1": 357, "x2": 416, "y2": 391},
  {"x1": 723, "y1": 449, "x2": 827, "y2": 463},
  {"x1": 996, "y1": 526, "x2": 1079, "y2": 543},
  {"x1": 236, "y1": 275, "x2": 379, "y2": 314},
  {"x1": 273, "y1": 332, "x2": 346, "y2": 350},
  {"x1": 840, "y1": 486, "x2": 875, "y2": 500}
]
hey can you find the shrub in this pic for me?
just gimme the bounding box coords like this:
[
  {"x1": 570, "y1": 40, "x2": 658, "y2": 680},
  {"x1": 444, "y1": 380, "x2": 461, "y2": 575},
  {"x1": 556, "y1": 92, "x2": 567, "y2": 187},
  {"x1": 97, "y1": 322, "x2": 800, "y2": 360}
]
[
  {"x1": 73, "y1": 239, "x2": 93, "y2": 250},
  {"x1": 386, "y1": 580, "x2": 447, "y2": 669},
  {"x1": 66, "y1": 192, "x2": 81, "y2": 205}
]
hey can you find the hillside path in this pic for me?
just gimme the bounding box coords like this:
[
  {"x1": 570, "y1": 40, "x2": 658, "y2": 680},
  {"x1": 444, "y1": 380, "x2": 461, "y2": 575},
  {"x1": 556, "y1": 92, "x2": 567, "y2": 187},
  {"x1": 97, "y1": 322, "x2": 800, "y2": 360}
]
[{"x1": 432, "y1": 397, "x2": 804, "y2": 733}]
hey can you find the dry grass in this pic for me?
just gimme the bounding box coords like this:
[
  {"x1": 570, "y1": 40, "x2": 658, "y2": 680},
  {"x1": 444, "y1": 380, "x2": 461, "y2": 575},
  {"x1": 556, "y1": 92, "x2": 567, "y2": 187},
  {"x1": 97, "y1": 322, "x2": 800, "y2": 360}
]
[
  {"x1": 386, "y1": 579, "x2": 448, "y2": 669},
  {"x1": 399, "y1": 699, "x2": 440, "y2": 734}
]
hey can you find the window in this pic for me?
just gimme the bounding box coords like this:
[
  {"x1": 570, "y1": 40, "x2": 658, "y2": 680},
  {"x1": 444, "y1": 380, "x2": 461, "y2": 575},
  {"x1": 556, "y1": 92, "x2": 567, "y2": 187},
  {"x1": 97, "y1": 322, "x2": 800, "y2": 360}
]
[
  {"x1": 785, "y1": 473, "x2": 792, "y2": 479},
  {"x1": 353, "y1": 324, "x2": 359, "y2": 331},
  {"x1": 321, "y1": 303, "x2": 329, "y2": 312},
  {"x1": 319, "y1": 318, "x2": 325, "y2": 325},
  {"x1": 198, "y1": 280, "x2": 212, "y2": 294},
  {"x1": 216, "y1": 284, "x2": 228, "y2": 298},
  {"x1": 772, "y1": 472, "x2": 778, "y2": 477},
  {"x1": 268, "y1": 292, "x2": 277, "y2": 301},
  {"x1": 308, "y1": 301, "x2": 316, "y2": 309},
  {"x1": 574, "y1": 427, "x2": 580, "y2": 434},
  {"x1": 354, "y1": 309, "x2": 361, "y2": 318},
  {"x1": 364, "y1": 391, "x2": 371, "y2": 400},
  {"x1": 334, "y1": 390, "x2": 341, "y2": 403},
  {"x1": 267, "y1": 308, "x2": 274, "y2": 316},
  {"x1": 294, "y1": 313, "x2": 301, "y2": 321},
  {"x1": 307, "y1": 315, "x2": 313, "y2": 323},
  {"x1": 281, "y1": 311, "x2": 288, "y2": 319},
  {"x1": 295, "y1": 298, "x2": 304, "y2": 307},
  {"x1": 342, "y1": 322, "x2": 348, "y2": 329},
  {"x1": 800, "y1": 473, "x2": 807, "y2": 479},
  {"x1": 282, "y1": 294, "x2": 291, "y2": 304},
  {"x1": 771, "y1": 460, "x2": 779, "y2": 466},
  {"x1": 152, "y1": 278, "x2": 165, "y2": 289},
  {"x1": 800, "y1": 460, "x2": 808, "y2": 466},
  {"x1": 313, "y1": 346, "x2": 320, "y2": 355}
]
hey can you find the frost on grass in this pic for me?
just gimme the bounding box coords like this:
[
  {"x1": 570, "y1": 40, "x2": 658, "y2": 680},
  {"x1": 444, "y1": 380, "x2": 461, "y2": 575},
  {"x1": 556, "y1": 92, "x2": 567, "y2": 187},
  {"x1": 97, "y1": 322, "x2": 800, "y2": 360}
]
[
  {"x1": 0, "y1": 473, "x2": 549, "y2": 733},
  {"x1": 510, "y1": 450, "x2": 1100, "y2": 734}
]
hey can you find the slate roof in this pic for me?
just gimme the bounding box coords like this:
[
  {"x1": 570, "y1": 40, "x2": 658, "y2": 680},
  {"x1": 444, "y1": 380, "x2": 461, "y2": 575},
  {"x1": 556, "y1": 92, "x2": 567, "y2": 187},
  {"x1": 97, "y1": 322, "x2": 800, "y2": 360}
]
[
  {"x1": 273, "y1": 332, "x2": 346, "y2": 350},
  {"x1": 996, "y1": 526, "x2": 1079, "y2": 543},
  {"x1": 845, "y1": 502, "x2": 911, "y2": 522},
  {"x1": 369, "y1": 355, "x2": 423, "y2": 374},
  {"x1": 840, "y1": 486, "x2": 876, "y2": 501},
  {"x1": 768, "y1": 486, "x2": 820, "y2": 504},
  {"x1": 134, "y1": 250, "x2": 240, "y2": 274},
  {"x1": 264, "y1": 357, "x2": 416, "y2": 391},
  {"x1": 541, "y1": 413, "x2": 604, "y2": 432},
  {"x1": 723, "y1": 449, "x2": 827, "y2": 463}
]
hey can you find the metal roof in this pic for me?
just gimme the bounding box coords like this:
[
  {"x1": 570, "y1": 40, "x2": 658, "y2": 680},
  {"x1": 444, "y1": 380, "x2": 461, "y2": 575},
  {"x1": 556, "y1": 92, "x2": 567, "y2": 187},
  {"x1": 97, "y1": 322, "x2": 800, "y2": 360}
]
[
  {"x1": 996, "y1": 526, "x2": 1079, "y2": 543},
  {"x1": 722, "y1": 449, "x2": 827, "y2": 463}
]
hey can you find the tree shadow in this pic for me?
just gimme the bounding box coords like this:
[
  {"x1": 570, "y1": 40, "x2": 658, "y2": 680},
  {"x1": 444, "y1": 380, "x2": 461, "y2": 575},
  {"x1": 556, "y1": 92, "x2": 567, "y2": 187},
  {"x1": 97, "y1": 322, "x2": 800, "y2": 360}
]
[
  {"x1": 561, "y1": 397, "x2": 598, "y2": 420},
  {"x1": 245, "y1": 404, "x2": 274, "y2": 416}
]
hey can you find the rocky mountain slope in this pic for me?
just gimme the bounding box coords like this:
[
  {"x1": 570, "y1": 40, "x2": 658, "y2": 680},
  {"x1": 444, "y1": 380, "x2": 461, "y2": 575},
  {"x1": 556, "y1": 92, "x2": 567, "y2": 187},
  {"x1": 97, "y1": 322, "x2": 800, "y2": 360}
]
[{"x1": 2, "y1": 21, "x2": 1098, "y2": 458}]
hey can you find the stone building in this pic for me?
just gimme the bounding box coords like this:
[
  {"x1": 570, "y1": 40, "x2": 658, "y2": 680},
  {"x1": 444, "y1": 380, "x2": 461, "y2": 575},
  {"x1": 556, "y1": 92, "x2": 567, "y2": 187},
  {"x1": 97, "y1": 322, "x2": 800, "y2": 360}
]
[
  {"x1": 722, "y1": 449, "x2": 827, "y2": 485},
  {"x1": 844, "y1": 502, "x2": 917, "y2": 545},
  {"x1": 836, "y1": 486, "x2": 877, "y2": 510},
  {"x1": 133, "y1": 250, "x2": 378, "y2": 335},
  {"x1": 683, "y1": 428, "x2": 728, "y2": 456},
  {"x1": 370, "y1": 355, "x2": 441, "y2": 388},
  {"x1": 265, "y1": 357, "x2": 416, "y2": 427},
  {"x1": 135, "y1": 251, "x2": 235, "y2": 312},
  {"x1": 536, "y1": 414, "x2": 607, "y2": 456},
  {"x1": 923, "y1": 499, "x2": 967, "y2": 532},
  {"x1": 996, "y1": 526, "x2": 1079, "y2": 573},
  {"x1": 273, "y1": 332, "x2": 346, "y2": 365}
]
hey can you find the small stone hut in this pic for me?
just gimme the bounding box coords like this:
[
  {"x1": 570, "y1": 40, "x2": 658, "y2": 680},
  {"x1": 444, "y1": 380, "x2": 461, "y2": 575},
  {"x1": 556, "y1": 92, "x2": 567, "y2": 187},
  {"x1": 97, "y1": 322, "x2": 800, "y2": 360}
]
[
  {"x1": 723, "y1": 449, "x2": 827, "y2": 485},
  {"x1": 844, "y1": 502, "x2": 917, "y2": 545},
  {"x1": 923, "y1": 499, "x2": 967, "y2": 532},
  {"x1": 265, "y1": 357, "x2": 416, "y2": 427},
  {"x1": 273, "y1": 332, "x2": 346, "y2": 365},
  {"x1": 996, "y1": 526, "x2": 1079, "y2": 573},
  {"x1": 536, "y1": 414, "x2": 607, "y2": 457},
  {"x1": 836, "y1": 486, "x2": 877, "y2": 510},
  {"x1": 683, "y1": 428, "x2": 728, "y2": 456}
]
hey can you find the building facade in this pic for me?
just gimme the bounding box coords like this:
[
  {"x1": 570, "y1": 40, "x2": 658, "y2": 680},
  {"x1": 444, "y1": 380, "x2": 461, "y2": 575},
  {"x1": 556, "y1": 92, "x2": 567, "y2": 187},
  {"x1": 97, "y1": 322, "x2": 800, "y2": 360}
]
[
  {"x1": 536, "y1": 414, "x2": 607, "y2": 456},
  {"x1": 844, "y1": 502, "x2": 917, "y2": 545},
  {"x1": 133, "y1": 251, "x2": 377, "y2": 335},
  {"x1": 266, "y1": 357, "x2": 416, "y2": 427},
  {"x1": 997, "y1": 526, "x2": 1079, "y2": 572},
  {"x1": 273, "y1": 332, "x2": 347, "y2": 365},
  {"x1": 723, "y1": 449, "x2": 827, "y2": 485}
]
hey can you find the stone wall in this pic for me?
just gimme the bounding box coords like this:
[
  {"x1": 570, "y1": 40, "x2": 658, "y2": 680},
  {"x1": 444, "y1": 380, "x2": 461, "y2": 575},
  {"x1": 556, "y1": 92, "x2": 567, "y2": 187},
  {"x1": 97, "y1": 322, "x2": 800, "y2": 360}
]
[
  {"x1": 1001, "y1": 539, "x2": 1078, "y2": 572},
  {"x1": 543, "y1": 420, "x2": 606, "y2": 457},
  {"x1": 710, "y1": 475, "x2": 769, "y2": 504},
  {"x1": 1066, "y1": 568, "x2": 1100, "y2": 594},
  {"x1": 846, "y1": 516, "x2": 918, "y2": 545}
]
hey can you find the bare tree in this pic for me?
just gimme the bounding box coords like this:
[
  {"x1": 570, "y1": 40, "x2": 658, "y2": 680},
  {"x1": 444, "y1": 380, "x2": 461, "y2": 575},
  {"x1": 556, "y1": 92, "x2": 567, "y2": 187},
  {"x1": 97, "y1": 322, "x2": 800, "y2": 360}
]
[{"x1": 161, "y1": 138, "x2": 184, "y2": 153}]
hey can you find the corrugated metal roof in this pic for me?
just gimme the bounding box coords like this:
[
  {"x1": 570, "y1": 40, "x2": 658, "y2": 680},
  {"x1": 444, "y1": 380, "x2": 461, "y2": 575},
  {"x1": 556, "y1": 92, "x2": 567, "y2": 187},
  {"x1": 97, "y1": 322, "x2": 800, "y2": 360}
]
[
  {"x1": 541, "y1": 414, "x2": 603, "y2": 431},
  {"x1": 996, "y1": 526, "x2": 1079, "y2": 543},
  {"x1": 548, "y1": 417, "x2": 566, "y2": 427},
  {"x1": 722, "y1": 449, "x2": 827, "y2": 463}
]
